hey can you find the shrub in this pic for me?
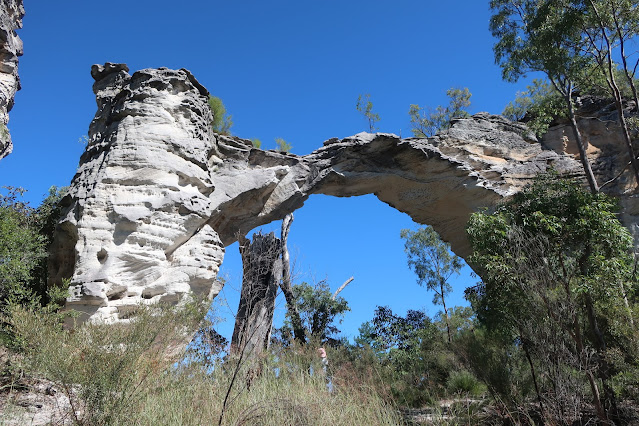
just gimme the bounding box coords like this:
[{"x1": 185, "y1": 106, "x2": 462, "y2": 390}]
[
  {"x1": 7, "y1": 300, "x2": 206, "y2": 425},
  {"x1": 446, "y1": 370, "x2": 485, "y2": 397}
]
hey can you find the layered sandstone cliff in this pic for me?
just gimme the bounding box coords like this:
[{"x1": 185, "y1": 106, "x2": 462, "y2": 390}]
[
  {"x1": 51, "y1": 64, "x2": 635, "y2": 324},
  {"x1": 0, "y1": 0, "x2": 24, "y2": 159}
]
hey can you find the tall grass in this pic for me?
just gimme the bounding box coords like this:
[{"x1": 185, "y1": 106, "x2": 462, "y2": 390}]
[
  {"x1": 133, "y1": 361, "x2": 401, "y2": 425},
  {"x1": 4, "y1": 303, "x2": 402, "y2": 425}
]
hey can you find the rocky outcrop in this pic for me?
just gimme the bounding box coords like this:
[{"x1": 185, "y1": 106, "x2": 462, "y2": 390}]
[
  {"x1": 49, "y1": 64, "x2": 224, "y2": 322},
  {"x1": 50, "y1": 64, "x2": 615, "y2": 324},
  {"x1": 0, "y1": 0, "x2": 24, "y2": 159},
  {"x1": 540, "y1": 96, "x2": 639, "y2": 237}
]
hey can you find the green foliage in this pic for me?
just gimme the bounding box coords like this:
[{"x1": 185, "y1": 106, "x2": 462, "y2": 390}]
[
  {"x1": 435, "y1": 305, "x2": 474, "y2": 336},
  {"x1": 467, "y1": 173, "x2": 635, "y2": 333},
  {"x1": 0, "y1": 186, "x2": 68, "y2": 347},
  {"x1": 208, "y1": 95, "x2": 233, "y2": 135},
  {"x1": 409, "y1": 87, "x2": 471, "y2": 137},
  {"x1": 490, "y1": 0, "x2": 590, "y2": 85},
  {"x1": 275, "y1": 281, "x2": 349, "y2": 346},
  {"x1": 401, "y1": 226, "x2": 462, "y2": 306},
  {"x1": 250, "y1": 138, "x2": 262, "y2": 149},
  {"x1": 466, "y1": 172, "x2": 639, "y2": 420},
  {"x1": 8, "y1": 300, "x2": 207, "y2": 425},
  {"x1": 446, "y1": 369, "x2": 486, "y2": 397},
  {"x1": 274, "y1": 137, "x2": 292, "y2": 153},
  {"x1": 0, "y1": 188, "x2": 46, "y2": 312},
  {"x1": 356, "y1": 93, "x2": 380, "y2": 132},
  {"x1": 0, "y1": 124, "x2": 8, "y2": 139},
  {"x1": 355, "y1": 306, "x2": 454, "y2": 406},
  {"x1": 502, "y1": 79, "x2": 565, "y2": 138},
  {"x1": 0, "y1": 186, "x2": 66, "y2": 308},
  {"x1": 454, "y1": 327, "x2": 530, "y2": 407},
  {"x1": 401, "y1": 226, "x2": 462, "y2": 342}
]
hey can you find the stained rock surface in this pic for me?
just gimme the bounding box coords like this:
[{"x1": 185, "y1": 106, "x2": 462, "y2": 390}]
[
  {"x1": 51, "y1": 64, "x2": 632, "y2": 324},
  {"x1": 0, "y1": 0, "x2": 24, "y2": 159}
]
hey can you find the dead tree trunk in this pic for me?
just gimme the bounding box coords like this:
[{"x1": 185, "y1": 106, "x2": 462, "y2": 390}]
[
  {"x1": 231, "y1": 214, "x2": 308, "y2": 358},
  {"x1": 280, "y1": 214, "x2": 306, "y2": 344},
  {"x1": 230, "y1": 232, "x2": 281, "y2": 358}
]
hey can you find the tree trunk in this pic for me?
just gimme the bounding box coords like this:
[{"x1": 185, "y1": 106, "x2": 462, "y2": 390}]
[
  {"x1": 440, "y1": 281, "x2": 452, "y2": 344},
  {"x1": 521, "y1": 334, "x2": 545, "y2": 420},
  {"x1": 279, "y1": 214, "x2": 306, "y2": 344},
  {"x1": 566, "y1": 91, "x2": 599, "y2": 194},
  {"x1": 230, "y1": 232, "x2": 281, "y2": 358},
  {"x1": 585, "y1": 293, "x2": 619, "y2": 422},
  {"x1": 587, "y1": 0, "x2": 639, "y2": 188}
]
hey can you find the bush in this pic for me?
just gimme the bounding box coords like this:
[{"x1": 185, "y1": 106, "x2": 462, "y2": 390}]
[
  {"x1": 446, "y1": 370, "x2": 485, "y2": 397},
  {"x1": 7, "y1": 300, "x2": 206, "y2": 425}
]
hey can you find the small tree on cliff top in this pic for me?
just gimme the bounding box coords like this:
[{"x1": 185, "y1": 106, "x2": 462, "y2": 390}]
[
  {"x1": 409, "y1": 87, "x2": 471, "y2": 137},
  {"x1": 356, "y1": 93, "x2": 380, "y2": 132},
  {"x1": 208, "y1": 95, "x2": 233, "y2": 135}
]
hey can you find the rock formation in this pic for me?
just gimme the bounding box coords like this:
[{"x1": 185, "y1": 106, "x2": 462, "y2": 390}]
[
  {"x1": 51, "y1": 64, "x2": 633, "y2": 324},
  {"x1": 0, "y1": 0, "x2": 24, "y2": 160},
  {"x1": 49, "y1": 64, "x2": 225, "y2": 322}
]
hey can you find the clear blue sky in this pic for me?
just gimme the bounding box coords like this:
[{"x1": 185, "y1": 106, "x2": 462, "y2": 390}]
[{"x1": 0, "y1": 1, "x2": 534, "y2": 342}]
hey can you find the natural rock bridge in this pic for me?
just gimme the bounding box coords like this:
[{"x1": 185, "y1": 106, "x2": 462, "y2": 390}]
[{"x1": 47, "y1": 63, "x2": 637, "y2": 324}]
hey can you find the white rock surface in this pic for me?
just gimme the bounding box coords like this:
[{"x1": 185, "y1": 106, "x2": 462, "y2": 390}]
[
  {"x1": 51, "y1": 65, "x2": 636, "y2": 324},
  {"x1": 0, "y1": 0, "x2": 24, "y2": 159},
  {"x1": 49, "y1": 64, "x2": 224, "y2": 323}
]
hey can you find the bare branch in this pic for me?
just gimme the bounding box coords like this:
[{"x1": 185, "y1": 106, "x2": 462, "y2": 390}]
[{"x1": 332, "y1": 277, "x2": 354, "y2": 300}]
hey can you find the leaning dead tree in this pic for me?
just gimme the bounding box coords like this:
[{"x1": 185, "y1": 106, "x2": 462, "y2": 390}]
[{"x1": 230, "y1": 213, "x2": 307, "y2": 357}]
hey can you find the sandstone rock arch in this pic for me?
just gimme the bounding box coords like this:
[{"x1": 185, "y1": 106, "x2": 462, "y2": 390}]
[{"x1": 48, "y1": 64, "x2": 595, "y2": 324}]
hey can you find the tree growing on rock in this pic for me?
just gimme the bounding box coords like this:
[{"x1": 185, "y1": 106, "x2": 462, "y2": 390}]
[
  {"x1": 274, "y1": 137, "x2": 292, "y2": 153},
  {"x1": 408, "y1": 87, "x2": 471, "y2": 137},
  {"x1": 502, "y1": 79, "x2": 565, "y2": 138},
  {"x1": 208, "y1": 95, "x2": 233, "y2": 135},
  {"x1": 356, "y1": 93, "x2": 380, "y2": 132},
  {"x1": 490, "y1": 0, "x2": 600, "y2": 192}
]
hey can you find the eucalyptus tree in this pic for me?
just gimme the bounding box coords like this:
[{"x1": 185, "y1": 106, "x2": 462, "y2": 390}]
[
  {"x1": 356, "y1": 93, "x2": 380, "y2": 132},
  {"x1": 580, "y1": 0, "x2": 639, "y2": 187},
  {"x1": 490, "y1": 0, "x2": 600, "y2": 192},
  {"x1": 401, "y1": 226, "x2": 462, "y2": 343}
]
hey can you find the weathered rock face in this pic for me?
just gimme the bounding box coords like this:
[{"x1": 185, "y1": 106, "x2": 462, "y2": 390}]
[
  {"x1": 50, "y1": 64, "x2": 225, "y2": 322},
  {"x1": 52, "y1": 64, "x2": 628, "y2": 324},
  {"x1": 0, "y1": 0, "x2": 24, "y2": 160},
  {"x1": 540, "y1": 97, "x2": 639, "y2": 237}
]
